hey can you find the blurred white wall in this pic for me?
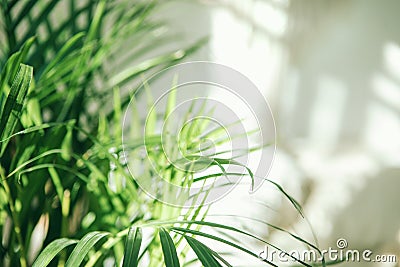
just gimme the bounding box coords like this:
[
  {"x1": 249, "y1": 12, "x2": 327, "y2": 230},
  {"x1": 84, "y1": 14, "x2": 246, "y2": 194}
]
[
  {"x1": 207, "y1": 1, "x2": 400, "y2": 266},
  {"x1": 159, "y1": 0, "x2": 400, "y2": 265}
]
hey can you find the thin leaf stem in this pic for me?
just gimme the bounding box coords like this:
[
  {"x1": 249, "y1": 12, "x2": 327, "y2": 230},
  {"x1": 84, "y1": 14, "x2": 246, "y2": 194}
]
[{"x1": 0, "y1": 166, "x2": 27, "y2": 267}]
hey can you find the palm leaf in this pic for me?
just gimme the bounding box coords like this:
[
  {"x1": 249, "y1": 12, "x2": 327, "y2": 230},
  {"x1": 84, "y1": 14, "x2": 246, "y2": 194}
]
[
  {"x1": 0, "y1": 63, "x2": 33, "y2": 156},
  {"x1": 122, "y1": 227, "x2": 142, "y2": 267},
  {"x1": 159, "y1": 227, "x2": 181, "y2": 267},
  {"x1": 65, "y1": 232, "x2": 109, "y2": 267},
  {"x1": 32, "y1": 238, "x2": 78, "y2": 267},
  {"x1": 185, "y1": 236, "x2": 223, "y2": 267}
]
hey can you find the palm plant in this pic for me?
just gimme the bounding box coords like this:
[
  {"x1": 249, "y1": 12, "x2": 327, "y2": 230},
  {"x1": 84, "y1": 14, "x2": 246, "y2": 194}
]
[{"x1": 0, "y1": 0, "x2": 324, "y2": 266}]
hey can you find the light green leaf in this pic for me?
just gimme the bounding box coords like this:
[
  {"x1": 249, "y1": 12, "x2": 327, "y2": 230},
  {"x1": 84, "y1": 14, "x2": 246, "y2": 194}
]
[
  {"x1": 164, "y1": 74, "x2": 178, "y2": 122},
  {"x1": 61, "y1": 121, "x2": 74, "y2": 161},
  {"x1": 26, "y1": 97, "x2": 42, "y2": 126},
  {"x1": 65, "y1": 231, "x2": 109, "y2": 267},
  {"x1": 32, "y1": 238, "x2": 78, "y2": 267},
  {"x1": 144, "y1": 79, "x2": 156, "y2": 135},
  {"x1": 0, "y1": 37, "x2": 35, "y2": 93}
]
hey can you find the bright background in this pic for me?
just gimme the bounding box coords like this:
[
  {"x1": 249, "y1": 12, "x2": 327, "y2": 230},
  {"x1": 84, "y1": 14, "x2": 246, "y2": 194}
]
[{"x1": 158, "y1": 1, "x2": 400, "y2": 266}]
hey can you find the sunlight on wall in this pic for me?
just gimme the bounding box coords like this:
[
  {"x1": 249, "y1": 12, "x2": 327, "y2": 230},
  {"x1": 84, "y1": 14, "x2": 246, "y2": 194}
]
[
  {"x1": 309, "y1": 75, "x2": 347, "y2": 149},
  {"x1": 365, "y1": 42, "x2": 400, "y2": 166},
  {"x1": 207, "y1": 1, "x2": 289, "y2": 199},
  {"x1": 206, "y1": 2, "x2": 292, "y2": 264},
  {"x1": 384, "y1": 42, "x2": 400, "y2": 80},
  {"x1": 201, "y1": 0, "x2": 400, "y2": 263},
  {"x1": 372, "y1": 74, "x2": 400, "y2": 108},
  {"x1": 209, "y1": 0, "x2": 288, "y2": 97},
  {"x1": 365, "y1": 101, "x2": 400, "y2": 165},
  {"x1": 253, "y1": 0, "x2": 288, "y2": 37}
]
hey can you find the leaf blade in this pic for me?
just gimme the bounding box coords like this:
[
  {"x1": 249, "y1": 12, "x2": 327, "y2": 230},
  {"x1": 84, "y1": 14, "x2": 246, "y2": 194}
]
[
  {"x1": 185, "y1": 235, "x2": 222, "y2": 267},
  {"x1": 65, "y1": 231, "x2": 108, "y2": 267},
  {"x1": 122, "y1": 227, "x2": 142, "y2": 267},
  {"x1": 0, "y1": 63, "x2": 33, "y2": 156},
  {"x1": 32, "y1": 238, "x2": 78, "y2": 267},
  {"x1": 159, "y1": 227, "x2": 180, "y2": 267}
]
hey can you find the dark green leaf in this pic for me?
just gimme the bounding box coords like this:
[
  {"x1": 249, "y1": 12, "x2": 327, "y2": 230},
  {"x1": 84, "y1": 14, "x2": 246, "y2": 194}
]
[
  {"x1": 159, "y1": 227, "x2": 180, "y2": 267},
  {"x1": 122, "y1": 227, "x2": 142, "y2": 267},
  {"x1": 185, "y1": 236, "x2": 222, "y2": 267},
  {"x1": 0, "y1": 63, "x2": 33, "y2": 156}
]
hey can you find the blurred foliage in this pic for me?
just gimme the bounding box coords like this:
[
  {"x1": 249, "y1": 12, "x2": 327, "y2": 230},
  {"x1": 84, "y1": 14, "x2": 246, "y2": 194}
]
[{"x1": 0, "y1": 0, "x2": 319, "y2": 266}]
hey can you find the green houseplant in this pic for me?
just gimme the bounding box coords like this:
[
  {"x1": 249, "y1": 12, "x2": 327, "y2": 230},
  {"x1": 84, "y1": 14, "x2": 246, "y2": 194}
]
[{"x1": 0, "y1": 1, "x2": 323, "y2": 266}]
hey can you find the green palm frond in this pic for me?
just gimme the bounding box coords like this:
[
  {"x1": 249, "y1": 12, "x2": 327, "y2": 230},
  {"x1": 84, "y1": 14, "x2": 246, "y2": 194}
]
[{"x1": 0, "y1": 1, "x2": 323, "y2": 267}]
